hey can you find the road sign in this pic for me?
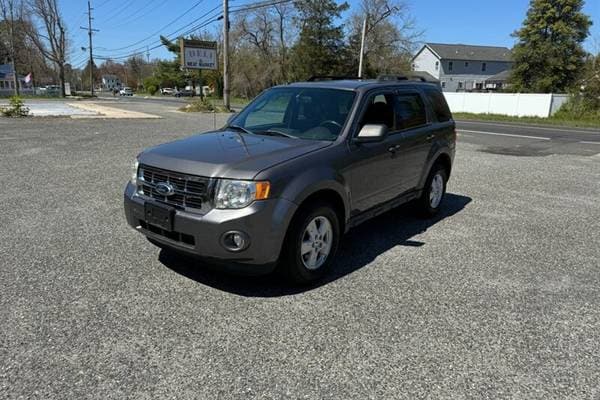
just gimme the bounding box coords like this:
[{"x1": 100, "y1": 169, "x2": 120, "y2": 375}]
[{"x1": 180, "y1": 39, "x2": 218, "y2": 70}]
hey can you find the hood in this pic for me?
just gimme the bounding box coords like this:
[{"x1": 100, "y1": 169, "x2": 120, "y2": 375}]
[{"x1": 139, "y1": 130, "x2": 331, "y2": 180}]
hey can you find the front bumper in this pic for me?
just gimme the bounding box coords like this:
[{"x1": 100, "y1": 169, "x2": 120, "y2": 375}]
[{"x1": 123, "y1": 182, "x2": 297, "y2": 272}]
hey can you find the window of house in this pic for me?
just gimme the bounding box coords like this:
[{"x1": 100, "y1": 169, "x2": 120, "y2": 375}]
[
  {"x1": 435, "y1": 61, "x2": 439, "y2": 71},
  {"x1": 458, "y1": 82, "x2": 463, "y2": 89},
  {"x1": 395, "y1": 93, "x2": 427, "y2": 130},
  {"x1": 482, "y1": 62, "x2": 487, "y2": 72},
  {"x1": 465, "y1": 62, "x2": 469, "y2": 68},
  {"x1": 448, "y1": 61, "x2": 453, "y2": 71},
  {"x1": 423, "y1": 88, "x2": 452, "y2": 122},
  {"x1": 441, "y1": 81, "x2": 446, "y2": 89}
]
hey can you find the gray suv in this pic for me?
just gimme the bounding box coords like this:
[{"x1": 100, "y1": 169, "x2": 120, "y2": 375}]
[{"x1": 124, "y1": 76, "x2": 456, "y2": 283}]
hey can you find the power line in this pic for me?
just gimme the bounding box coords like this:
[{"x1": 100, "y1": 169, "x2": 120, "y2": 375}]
[
  {"x1": 94, "y1": 6, "x2": 223, "y2": 59},
  {"x1": 95, "y1": 14, "x2": 223, "y2": 60},
  {"x1": 103, "y1": 0, "x2": 165, "y2": 30},
  {"x1": 100, "y1": 0, "x2": 208, "y2": 52}
]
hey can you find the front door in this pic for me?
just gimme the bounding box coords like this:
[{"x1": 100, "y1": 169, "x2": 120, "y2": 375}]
[{"x1": 348, "y1": 91, "x2": 405, "y2": 214}]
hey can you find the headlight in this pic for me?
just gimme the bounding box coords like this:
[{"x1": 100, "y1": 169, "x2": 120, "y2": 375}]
[
  {"x1": 215, "y1": 179, "x2": 270, "y2": 209},
  {"x1": 130, "y1": 158, "x2": 139, "y2": 184}
]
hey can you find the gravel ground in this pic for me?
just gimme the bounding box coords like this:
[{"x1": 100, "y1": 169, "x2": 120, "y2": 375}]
[{"x1": 1, "y1": 111, "x2": 599, "y2": 399}]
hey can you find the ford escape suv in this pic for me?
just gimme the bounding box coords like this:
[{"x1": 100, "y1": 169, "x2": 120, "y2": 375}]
[{"x1": 124, "y1": 76, "x2": 456, "y2": 283}]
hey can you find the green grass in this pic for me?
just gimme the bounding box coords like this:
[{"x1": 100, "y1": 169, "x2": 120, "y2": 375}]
[{"x1": 453, "y1": 112, "x2": 600, "y2": 129}]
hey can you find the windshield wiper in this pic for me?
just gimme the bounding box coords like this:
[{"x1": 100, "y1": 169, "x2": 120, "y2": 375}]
[
  {"x1": 225, "y1": 124, "x2": 254, "y2": 135},
  {"x1": 255, "y1": 129, "x2": 298, "y2": 139}
]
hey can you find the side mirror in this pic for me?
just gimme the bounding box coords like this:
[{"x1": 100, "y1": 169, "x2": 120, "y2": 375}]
[{"x1": 354, "y1": 124, "x2": 388, "y2": 143}]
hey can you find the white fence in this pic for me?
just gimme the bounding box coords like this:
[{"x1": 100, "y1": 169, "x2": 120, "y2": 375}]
[{"x1": 443, "y1": 92, "x2": 569, "y2": 118}]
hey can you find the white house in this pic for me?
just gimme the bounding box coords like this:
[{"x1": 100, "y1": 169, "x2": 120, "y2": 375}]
[
  {"x1": 412, "y1": 43, "x2": 513, "y2": 92},
  {"x1": 101, "y1": 74, "x2": 121, "y2": 90}
]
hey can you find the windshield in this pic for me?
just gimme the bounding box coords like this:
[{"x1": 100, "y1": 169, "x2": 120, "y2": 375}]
[{"x1": 228, "y1": 87, "x2": 356, "y2": 141}]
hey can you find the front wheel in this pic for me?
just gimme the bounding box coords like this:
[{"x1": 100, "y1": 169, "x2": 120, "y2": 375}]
[
  {"x1": 417, "y1": 164, "x2": 448, "y2": 218},
  {"x1": 281, "y1": 203, "x2": 340, "y2": 284}
]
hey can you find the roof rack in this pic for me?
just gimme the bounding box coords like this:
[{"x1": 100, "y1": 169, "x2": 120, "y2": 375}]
[
  {"x1": 377, "y1": 74, "x2": 428, "y2": 82},
  {"x1": 307, "y1": 76, "x2": 362, "y2": 82}
]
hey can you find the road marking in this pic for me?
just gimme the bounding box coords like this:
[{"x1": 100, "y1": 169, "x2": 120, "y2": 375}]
[
  {"x1": 457, "y1": 120, "x2": 600, "y2": 134},
  {"x1": 580, "y1": 141, "x2": 600, "y2": 145},
  {"x1": 458, "y1": 129, "x2": 551, "y2": 140}
]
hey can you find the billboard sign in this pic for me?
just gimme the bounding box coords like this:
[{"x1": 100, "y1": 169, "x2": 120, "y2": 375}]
[{"x1": 180, "y1": 39, "x2": 218, "y2": 70}]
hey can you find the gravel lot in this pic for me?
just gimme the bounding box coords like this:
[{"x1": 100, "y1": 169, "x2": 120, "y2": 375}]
[{"x1": 1, "y1": 108, "x2": 599, "y2": 399}]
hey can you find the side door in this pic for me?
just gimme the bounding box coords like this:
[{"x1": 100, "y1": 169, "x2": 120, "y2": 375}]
[
  {"x1": 393, "y1": 90, "x2": 432, "y2": 191},
  {"x1": 347, "y1": 90, "x2": 406, "y2": 213}
]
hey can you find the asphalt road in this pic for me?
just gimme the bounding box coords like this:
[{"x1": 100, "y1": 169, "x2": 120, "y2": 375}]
[{"x1": 1, "y1": 108, "x2": 599, "y2": 399}]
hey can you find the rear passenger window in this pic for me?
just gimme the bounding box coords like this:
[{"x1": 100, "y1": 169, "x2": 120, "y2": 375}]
[
  {"x1": 395, "y1": 93, "x2": 427, "y2": 130},
  {"x1": 424, "y1": 88, "x2": 452, "y2": 122}
]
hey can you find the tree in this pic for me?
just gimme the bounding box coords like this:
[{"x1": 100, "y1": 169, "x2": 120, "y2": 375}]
[
  {"x1": 345, "y1": 0, "x2": 420, "y2": 77},
  {"x1": 510, "y1": 0, "x2": 592, "y2": 93},
  {"x1": 26, "y1": 0, "x2": 68, "y2": 97},
  {"x1": 290, "y1": 0, "x2": 349, "y2": 80},
  {"x1": 0, "y1": 0, "x2": 24, "y2": 94}
]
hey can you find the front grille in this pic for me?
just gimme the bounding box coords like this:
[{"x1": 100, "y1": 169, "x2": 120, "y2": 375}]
[{"x1": 137, "y1": 164, "x2": 212, "y2": 213}]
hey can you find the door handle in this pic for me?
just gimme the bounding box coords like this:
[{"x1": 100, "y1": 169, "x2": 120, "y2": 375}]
[
  {"x1": 426, "y1": 134, "x2": 435, "y2": 141},
  {"x1": 388, "y1": 144, "x2": 401, "y2": 153}
]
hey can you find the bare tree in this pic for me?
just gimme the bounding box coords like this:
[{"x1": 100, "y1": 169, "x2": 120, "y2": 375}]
[
  {"x1": 26, "y1": 0, "x2": 67, "y2": 97},
  {"x1": 0, "y1": 0, "x2": 24, "y2": 95},
  {"x1": 348, "y1": 0, "x2": 421, "y2": 75}
]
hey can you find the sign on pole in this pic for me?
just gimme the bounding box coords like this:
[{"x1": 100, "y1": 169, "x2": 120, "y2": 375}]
[{"x1": 180, "y1": 39, "x2": 218, "y2": 70}]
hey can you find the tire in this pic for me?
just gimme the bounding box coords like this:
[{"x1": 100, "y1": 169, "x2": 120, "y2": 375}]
[
  {"x1": 281, "y1": 203, "x2": 341, "y2": 284},
  {"x1": 417, "y1": 163, "x2": 448, "y2": 218}
]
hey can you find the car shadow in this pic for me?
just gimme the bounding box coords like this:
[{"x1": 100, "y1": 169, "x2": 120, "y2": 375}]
[{"x1": 159, "y1": 193, "x2": 472, "y2": 297}]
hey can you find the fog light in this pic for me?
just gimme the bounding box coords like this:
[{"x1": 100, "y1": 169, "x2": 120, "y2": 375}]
[{"x1": 221, "y1": 231, "x2": 250, "y2": 252}]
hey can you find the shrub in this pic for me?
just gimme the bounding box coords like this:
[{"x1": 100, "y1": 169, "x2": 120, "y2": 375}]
[
  {"x1": 1, "y1": 96, "x2": 30, "y2": 117},
  {"x1": 146, "y1": 85, "x2": 158, "y2": 95},
  {"x1": 179, "y1": 98, "x2": 216, "y2": 112}
]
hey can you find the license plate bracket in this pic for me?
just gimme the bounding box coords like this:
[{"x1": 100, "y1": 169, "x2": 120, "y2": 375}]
[{"x1": 144, "y1": 202, "x2": 175, "y2": 232}]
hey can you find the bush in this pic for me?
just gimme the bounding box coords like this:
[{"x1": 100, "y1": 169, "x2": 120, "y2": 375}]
[
  {"x1": 179, "y1": 98, "x2": 216, "y2": 112},
  {"x1": 1, "y1": 96, "x2": 30, "y2": 117},
  {"x1": 146, "y1": 85, "x2": 158, "y2": 95}
]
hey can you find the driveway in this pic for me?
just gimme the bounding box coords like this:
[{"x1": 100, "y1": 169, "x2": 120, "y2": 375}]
[{"x1": 1, "y1": 109, "x2": 599, "y2": 399}]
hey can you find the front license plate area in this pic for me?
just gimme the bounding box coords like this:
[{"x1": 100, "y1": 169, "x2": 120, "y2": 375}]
[{"x1": 144, "y1": 202, "x2": 175, "y2": 232}]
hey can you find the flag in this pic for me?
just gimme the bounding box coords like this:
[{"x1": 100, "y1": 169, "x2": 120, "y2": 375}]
[{"x1": 24, "y1": 73, "x2": 32, "y2": 84}]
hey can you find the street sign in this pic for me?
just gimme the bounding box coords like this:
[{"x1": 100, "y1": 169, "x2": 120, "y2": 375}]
[{"x1": 180, "y1": 39, "x2": 218, "y2": 70}]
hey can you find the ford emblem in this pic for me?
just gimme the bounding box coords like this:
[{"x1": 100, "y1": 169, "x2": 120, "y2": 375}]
[{"x1": 155, "y1": 182, "x2": 175, "y2": 196}]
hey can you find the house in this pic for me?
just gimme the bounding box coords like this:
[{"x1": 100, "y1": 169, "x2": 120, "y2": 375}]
[
  {"x1": 0, "y1": 64, "x2": 20, "y2": 95},
  {"x1": 101, "y1": 74, "x2": 121, "y2": 90},
  {"x1": 412, "y1": 43, "x2": 513, "y2": 92}
]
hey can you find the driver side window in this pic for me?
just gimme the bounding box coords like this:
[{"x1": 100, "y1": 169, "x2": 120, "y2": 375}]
[{"x1": 359, "y1": 93, "x2": 395, "y2": 131}]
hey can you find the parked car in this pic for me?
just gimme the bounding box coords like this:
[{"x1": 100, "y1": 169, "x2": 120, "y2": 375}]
[
  {"x1": 160, "y1": 88, "x2": 174, "y2": 95},
  {"x1": 120, "y1": 87, "x2": 133, "y2": 96},
  {"x1": 124, "y1": 75, "x2": 456, "y2": 283},
  {"x1": 174, "y1": 89, "x2": 195, "y2": 97}
]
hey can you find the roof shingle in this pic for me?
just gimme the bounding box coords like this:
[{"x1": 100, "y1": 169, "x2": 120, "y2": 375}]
[{"x1": 425, "y1": 43, "x2": 512, "y2": 62}]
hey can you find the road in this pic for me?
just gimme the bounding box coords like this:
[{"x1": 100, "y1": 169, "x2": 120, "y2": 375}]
[
  {"x1": 456, "y1": 119, "x2": 600, "y2": 157},
  {"x1": 1, "y1": 104, "x2": 599, "y2": 399}
]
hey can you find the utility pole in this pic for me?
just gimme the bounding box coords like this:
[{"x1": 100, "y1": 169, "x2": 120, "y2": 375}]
[
  {"x1": 146, "y1": 46, "x2": 150, "y2": 63},
  {"x1": 222, "y1": 0, "x2": 230, "y2": 111},
  {"x1": 358, "y1": 16, "x2": 367, "y2": 78},
  {"x1": 6, "y1": 0, "x2": 19, "y2": 95},
  {"x1": 80, "y1": 1, "x2": 98, "y2": 96}
]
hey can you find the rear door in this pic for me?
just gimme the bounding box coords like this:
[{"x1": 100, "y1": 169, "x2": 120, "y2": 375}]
[{"x1": 393, "y1": 90, "x2": 432, "y2": 191}]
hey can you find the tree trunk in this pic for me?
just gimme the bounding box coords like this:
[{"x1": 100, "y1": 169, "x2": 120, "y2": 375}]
[{"x1": 59, "y1": 63, "x2": 66, "y2": 97}]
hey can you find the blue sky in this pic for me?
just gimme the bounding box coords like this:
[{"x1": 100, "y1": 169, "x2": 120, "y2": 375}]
[{"x1": 63, "y1": 0, "x2": 600, "y2": 67}]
